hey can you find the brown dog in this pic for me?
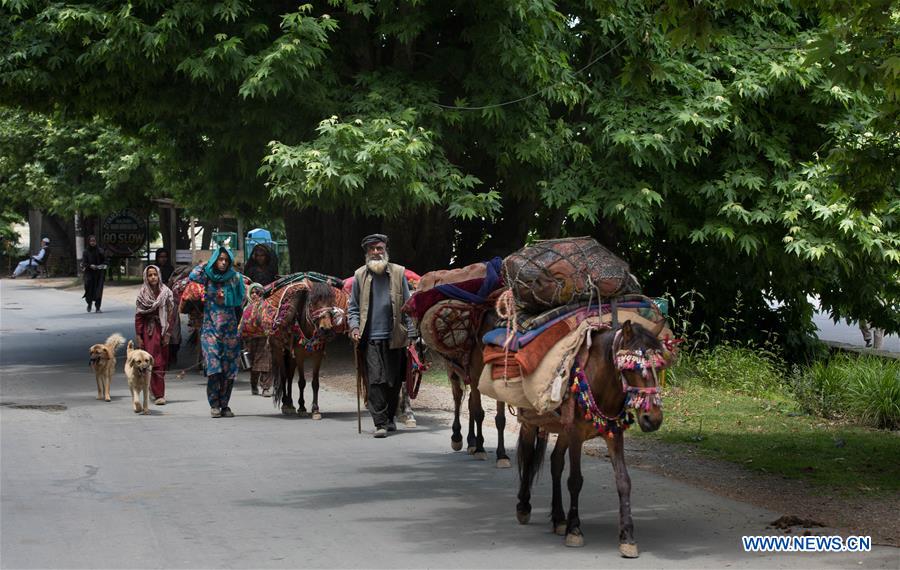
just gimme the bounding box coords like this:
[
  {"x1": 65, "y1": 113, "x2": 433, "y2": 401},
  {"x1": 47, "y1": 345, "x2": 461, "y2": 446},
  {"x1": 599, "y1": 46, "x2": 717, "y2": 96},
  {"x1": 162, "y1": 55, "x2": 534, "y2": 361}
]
[
  {"x1": 89, "y1": 333, "x2": 125, "y2": 402},
  {"x1": 125, "y1": 340, "x2": 154, "y2": 414}
]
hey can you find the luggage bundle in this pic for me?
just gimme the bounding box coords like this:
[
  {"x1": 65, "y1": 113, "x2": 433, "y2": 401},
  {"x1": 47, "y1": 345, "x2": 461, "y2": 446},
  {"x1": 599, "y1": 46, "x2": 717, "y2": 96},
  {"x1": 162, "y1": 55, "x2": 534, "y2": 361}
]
[
  {"x1": 480, "y1": 238, "x2": 668, "y2": 413},
  {"x1": 405, "y1": 258, "x2": 504, "y2": 364},
  {"x1": 502, "y1": 237, "x2": 639, "y2": 312}
]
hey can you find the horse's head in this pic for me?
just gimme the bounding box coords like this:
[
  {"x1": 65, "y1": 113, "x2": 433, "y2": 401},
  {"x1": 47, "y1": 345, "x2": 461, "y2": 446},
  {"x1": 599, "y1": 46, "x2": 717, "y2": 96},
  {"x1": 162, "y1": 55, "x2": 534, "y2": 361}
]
[
  {"x1": 305, "y1": 282, "x2": 342, "y2": 337},
  {"x1": 615, "y1": 320, "x2": 667, "y2": 432}
]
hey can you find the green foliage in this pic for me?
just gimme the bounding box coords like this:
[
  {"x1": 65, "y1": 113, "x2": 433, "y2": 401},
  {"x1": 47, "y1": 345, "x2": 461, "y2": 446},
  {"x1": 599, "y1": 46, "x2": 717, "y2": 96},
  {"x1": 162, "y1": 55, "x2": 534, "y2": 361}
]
[
  {"x1": 793, "y1": 354, "x2": 900, "y2": 430},
  {"x1": 0, "y1": 0, "x2": 897, "y2": 347},
  {"x1": 673, "y1": 345, "x2": 786, "y2": 398},
  {"x1": 0, "y1": 108, "x2": 167, "y2": 216}
]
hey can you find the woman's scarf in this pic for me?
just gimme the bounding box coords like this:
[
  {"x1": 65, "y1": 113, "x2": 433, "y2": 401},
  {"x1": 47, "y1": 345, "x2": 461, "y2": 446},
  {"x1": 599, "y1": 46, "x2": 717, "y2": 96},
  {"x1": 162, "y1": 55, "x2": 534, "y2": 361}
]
[
  {"x1": 204, "y1": 246, "x2": 246, "y2": 307},
  {"x1": 244, "y1": 243, "x2": 279, "y2": 286},
  {"x1": 136, "y1": 265, "x2": 175, "y2": 337}
]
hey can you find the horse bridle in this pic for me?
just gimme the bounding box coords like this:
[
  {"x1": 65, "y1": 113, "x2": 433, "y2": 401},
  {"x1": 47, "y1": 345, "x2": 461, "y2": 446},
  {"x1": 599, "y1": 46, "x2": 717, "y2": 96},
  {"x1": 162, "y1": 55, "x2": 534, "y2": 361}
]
[
  {"x1": 305, "y1": 305, "x2": 345, "y2": 330},
  {"x1": 611, "y1": 328, "x2": 666, "y2": 412}
]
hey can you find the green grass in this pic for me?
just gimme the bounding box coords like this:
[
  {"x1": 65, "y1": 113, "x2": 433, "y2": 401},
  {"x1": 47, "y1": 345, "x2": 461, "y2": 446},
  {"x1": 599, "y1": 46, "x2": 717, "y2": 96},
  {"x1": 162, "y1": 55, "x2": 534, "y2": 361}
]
[
  {"x1": 635, "y1": 382, "x2": 900, "y2": 495},
  {"x1": 423, "y1": 364, "x2": 451, "y2": 388}
]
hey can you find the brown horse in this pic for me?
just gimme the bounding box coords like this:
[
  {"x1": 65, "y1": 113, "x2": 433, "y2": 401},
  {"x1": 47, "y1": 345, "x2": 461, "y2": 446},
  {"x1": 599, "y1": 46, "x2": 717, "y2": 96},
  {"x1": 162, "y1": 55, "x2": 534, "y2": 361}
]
[
  {"x1": 272, "y1": 281, "x2": 348, "y2": 418},
  {"x1": 441, "y1": 312, "x2": 511, "y2": 468},
  {"x1": 515, "y1": 320, "x2": 667, "y2": 558},
  {"x1": 288, "y1": 281, "x2": 348, "y2": 419}
]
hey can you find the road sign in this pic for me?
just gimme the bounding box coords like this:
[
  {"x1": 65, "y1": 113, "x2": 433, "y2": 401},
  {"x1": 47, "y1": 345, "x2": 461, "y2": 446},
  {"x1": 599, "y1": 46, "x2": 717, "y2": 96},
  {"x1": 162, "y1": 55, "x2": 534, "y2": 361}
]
[{"x1": 101, "y1": 210, "x2": 147, "y2": 256}]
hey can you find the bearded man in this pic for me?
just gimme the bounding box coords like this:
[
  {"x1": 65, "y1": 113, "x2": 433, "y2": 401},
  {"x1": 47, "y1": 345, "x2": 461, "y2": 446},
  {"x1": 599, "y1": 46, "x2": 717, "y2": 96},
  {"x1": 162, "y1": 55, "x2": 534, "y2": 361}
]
[{"x1": 348, "y1": 234, "x2": 416, "y2": 438}]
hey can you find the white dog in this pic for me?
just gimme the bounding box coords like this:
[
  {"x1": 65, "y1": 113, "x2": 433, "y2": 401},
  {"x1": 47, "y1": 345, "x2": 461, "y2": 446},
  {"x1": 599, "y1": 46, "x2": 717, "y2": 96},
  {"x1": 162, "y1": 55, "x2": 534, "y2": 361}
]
[{"x1": 125, "y1": 340, "x2": 153, "y2": 415}]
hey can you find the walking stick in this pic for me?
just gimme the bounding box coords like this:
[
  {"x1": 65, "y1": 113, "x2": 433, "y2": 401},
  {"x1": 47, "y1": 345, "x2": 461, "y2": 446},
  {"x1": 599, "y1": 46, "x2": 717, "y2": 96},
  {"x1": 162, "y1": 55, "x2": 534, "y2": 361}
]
[{"x1": 353, "y1": 340, "x2": 362, "y2": 434}]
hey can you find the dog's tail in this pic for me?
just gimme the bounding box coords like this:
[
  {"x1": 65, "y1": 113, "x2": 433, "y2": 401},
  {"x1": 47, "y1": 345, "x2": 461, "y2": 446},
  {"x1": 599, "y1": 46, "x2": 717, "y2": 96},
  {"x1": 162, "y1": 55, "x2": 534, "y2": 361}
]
[
  {"x1": 105, "y1": 333, "x2": 126, "y2": 354},
  {"x1": 127, "y1": 339, "x2": 135, "y2": 353}
]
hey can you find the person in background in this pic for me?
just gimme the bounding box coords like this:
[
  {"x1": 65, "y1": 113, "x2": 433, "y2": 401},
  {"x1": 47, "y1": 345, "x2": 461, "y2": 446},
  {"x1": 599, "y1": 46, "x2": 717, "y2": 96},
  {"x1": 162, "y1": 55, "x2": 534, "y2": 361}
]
[
  {"x1": 135, "y1": 265, "x2": 175, "y2": 406},
  {"x1": 11, "y1": 237, "x2": 50, "y2": 278},
  {"x1": 243, "y1": 242, "x2": 279, "y2": 286},
  {"x1": 859, "y1": 320, "x2": 885, "y2": 350},
  {"x1": 348, "y1": 234, "x2": 416, "y2": 438},
  {"x1": 190, "y1": 246, "x2": 245, "y2": 418},
  {"x1": 155, "y1": 248, "x2": 175, "y2": 285},
  {"x1": 244, "y1": 283, "x2": 273, "y2": 396},
  {"x1": 155, "y1": 248, "x2": 181, "y2": 366},
  {"x1": 82, "y1": 235, "x2": 106, "y2": 313}
]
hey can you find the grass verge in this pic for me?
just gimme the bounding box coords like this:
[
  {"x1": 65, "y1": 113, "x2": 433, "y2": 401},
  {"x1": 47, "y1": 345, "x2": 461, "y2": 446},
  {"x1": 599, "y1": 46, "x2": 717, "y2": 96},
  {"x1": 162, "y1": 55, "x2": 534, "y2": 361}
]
[{"x1": 634, "y1": 382, "x2": 900, "y2": 495}]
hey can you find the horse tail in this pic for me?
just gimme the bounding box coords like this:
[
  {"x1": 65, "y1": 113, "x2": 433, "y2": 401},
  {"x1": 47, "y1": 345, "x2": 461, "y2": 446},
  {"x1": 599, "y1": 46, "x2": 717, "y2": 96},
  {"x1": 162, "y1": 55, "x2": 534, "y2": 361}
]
[
  {"x1": 516, "y1": 426, "x2": 547, "y2": 486},
  {"x1": 271, "y1": 342, "x2": 293, "y2": 407}
]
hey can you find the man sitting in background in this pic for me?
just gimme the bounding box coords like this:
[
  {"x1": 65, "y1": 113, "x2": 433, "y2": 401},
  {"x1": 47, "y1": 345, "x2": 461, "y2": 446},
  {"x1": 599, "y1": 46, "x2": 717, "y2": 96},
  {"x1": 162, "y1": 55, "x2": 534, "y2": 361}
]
[{"x1": 11, "y1": 237, "x2": 50, "y2": 278}]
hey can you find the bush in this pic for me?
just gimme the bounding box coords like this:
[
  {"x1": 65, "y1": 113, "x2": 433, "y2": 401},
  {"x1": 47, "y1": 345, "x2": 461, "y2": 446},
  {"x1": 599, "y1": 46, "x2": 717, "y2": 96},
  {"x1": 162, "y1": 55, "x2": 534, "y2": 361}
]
[
  {"x1": 791, "y1": 354, "x2": 900, "y2": 430},
  {"x1": 790, "y1": 358, "x2": 852, "y2": 419},
  {"x1": 689, "y1": 345, "x2": 786, "y2": 397},
  {"x1": 846, "y1": 358, "x2": 900, "y2": 430}
]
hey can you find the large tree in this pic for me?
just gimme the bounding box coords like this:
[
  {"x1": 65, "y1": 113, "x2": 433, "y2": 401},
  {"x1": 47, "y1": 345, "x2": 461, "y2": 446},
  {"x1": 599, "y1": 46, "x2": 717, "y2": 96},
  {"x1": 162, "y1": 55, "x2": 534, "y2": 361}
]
[{"x1": 1, "y1": 1, "x2": 896, "y2": 352}]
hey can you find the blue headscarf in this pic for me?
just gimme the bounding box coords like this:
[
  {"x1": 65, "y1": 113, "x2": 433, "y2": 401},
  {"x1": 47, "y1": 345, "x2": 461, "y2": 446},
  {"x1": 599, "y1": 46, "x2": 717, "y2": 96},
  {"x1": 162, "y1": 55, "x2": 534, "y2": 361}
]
[{"x1": 204, "y1": 246, "x2": 245, "y2": 307}]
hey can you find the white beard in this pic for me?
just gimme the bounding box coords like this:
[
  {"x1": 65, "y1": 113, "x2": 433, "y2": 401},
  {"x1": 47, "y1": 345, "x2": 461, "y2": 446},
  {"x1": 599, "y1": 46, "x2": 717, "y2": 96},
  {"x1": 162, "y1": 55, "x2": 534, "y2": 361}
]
[{"x1": 366, "y1": 254, "x2": 389, "y2": 275}]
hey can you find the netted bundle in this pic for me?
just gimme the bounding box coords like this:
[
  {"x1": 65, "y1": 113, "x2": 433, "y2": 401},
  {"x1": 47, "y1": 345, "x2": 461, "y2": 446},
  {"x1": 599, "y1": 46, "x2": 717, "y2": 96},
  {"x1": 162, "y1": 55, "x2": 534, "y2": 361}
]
[
  {"x1": 503, "y1": 237, "x2": 639, "y2": 312},
  {"x1": 419, "y1": 300, "x2": 486, "y2": 358}
]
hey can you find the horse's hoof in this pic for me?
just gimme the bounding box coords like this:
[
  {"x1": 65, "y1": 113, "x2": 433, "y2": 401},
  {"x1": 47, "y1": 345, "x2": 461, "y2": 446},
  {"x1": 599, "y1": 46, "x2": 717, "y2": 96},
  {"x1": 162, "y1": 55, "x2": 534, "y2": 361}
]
[
  {"x1": 404, "y1": 418, "x2": 417, "y2": 428},
  {"x1": 516, "y1": 511, "x2": 530, "y2": 525},
  {"x1": 473, "y1": 451, "x2": 488, "y2": 461},
  {"x1": 466, "y1": 446, "x2": 476, "y2": 455},
  {"x1": 281, "y1": 406, "x2": 295, "y2": 415},
  {"x1": 565, "y1": 533, "x2": 585, "y2": 548},
  {"x1": 496, "y1": 458, "x2": 512, "y2": 469},
  {"x1": 451, "y1": 440, "x2": 463, "y2": 452},
  {"x1": 553, "y1": 523, "x2": 567, "y2": 536},
  {"x1": 312, "y1": 412, "x2": 322, "y2": 420},
  {"x1": 297, "y1": 408, "x2": 308, "y2": 416},
  {"x1": 619, "y1": 543, "x2": 639, "y2": 558}
]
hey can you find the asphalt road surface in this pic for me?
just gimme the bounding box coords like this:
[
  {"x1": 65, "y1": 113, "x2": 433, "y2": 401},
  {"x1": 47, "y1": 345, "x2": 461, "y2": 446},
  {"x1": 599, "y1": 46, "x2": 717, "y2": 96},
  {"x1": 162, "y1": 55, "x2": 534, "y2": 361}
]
[{"x1": 1, "y1": 281, "x2": 897, "y2": 569}]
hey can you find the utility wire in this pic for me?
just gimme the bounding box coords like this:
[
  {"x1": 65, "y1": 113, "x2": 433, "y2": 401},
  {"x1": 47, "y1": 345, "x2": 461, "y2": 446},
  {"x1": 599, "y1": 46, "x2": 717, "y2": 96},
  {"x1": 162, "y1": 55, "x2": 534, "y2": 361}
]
[{"x1": 433, "y1": 36, "x2": 629, "y2": 112}]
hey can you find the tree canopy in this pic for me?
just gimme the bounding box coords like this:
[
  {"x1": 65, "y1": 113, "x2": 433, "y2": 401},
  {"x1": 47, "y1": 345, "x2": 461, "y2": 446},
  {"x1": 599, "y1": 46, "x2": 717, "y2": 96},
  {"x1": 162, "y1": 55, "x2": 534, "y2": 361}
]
[{"x1": 1, "y1": 0, "x2": 897, "y2": 351}]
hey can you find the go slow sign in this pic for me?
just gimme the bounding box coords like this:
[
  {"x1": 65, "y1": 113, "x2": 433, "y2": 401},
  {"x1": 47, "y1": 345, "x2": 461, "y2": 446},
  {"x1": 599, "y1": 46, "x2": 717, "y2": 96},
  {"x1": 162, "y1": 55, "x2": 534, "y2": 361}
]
[{"x1": 101, "y1": 210, "x2": 147, "y2": 256}]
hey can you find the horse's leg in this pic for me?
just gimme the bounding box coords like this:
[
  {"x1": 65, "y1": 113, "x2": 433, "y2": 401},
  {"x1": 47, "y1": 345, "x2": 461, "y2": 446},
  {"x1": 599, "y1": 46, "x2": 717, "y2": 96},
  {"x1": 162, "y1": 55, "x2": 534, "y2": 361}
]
[
  {"x1": 564, "y1": 436, "x2": 585, "y2": 548},
  {"x1": 606, "y1": 430, "x2": 639, "y2": 558},
  {"x1": 310, "y1": 350, "x2": 323, "y2": 420},
  {"x1": 550, "y1": 434, "x2": 569, "y2": 536},
  {"x1": 450, "y1": 375, "x2": 464, "y2": 452},
  {"x1": 515, "y1": 425, "x2": 546, "y2": 525},
  {"x1": 296, "y1": 353, "x2": 308, "y2": 415},
  {"x1": 399, "y1": 387, "x2": 416, "y2": 427},
  {"x1": 279, "y1": 345, "x2": 296, "y2": 414},
  {"x1": 468, "y1": 386, "x2": 487, "y2": 460},
  {"x1": 495, "y1": 402, "x2": 511, "y2": 469}
]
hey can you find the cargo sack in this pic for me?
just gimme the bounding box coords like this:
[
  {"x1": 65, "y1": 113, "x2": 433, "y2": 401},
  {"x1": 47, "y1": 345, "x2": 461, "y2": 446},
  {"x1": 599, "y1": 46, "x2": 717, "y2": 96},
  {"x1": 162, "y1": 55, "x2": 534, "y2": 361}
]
[
  {"x1": 503, "y1": 237, "x2": 639, "y2": 312},
  {"x1": 416, "y1": 261, "x2": 492, "y2": 293},
  {"x1": 419, "y1": 300, "x2": 486, "y2": 359},
  {"x1": 478, "y1": 364, "x2": 532, "y2": 410}
]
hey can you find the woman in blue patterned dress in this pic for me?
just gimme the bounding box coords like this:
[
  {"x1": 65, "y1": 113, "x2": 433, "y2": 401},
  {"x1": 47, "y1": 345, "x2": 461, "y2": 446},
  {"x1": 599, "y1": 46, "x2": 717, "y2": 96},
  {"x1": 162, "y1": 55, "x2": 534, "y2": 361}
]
[{"x1": 190, "y1": 246, "x2": 246, "y2": 418}]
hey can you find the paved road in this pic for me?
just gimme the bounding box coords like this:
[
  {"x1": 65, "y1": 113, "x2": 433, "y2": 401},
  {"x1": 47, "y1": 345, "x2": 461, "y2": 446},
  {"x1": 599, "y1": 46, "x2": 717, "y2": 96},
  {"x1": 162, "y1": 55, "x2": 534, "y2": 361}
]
[{"x1": 1, "y1": 281, "x2": 897, "y2": 569}]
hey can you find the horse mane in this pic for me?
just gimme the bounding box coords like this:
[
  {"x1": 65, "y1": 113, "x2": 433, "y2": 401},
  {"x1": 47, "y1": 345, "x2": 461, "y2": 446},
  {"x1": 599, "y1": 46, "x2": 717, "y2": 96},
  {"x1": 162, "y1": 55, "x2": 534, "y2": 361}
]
[{"x1": 307, "y1": 281, "x2": 336, "y2": 308}]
